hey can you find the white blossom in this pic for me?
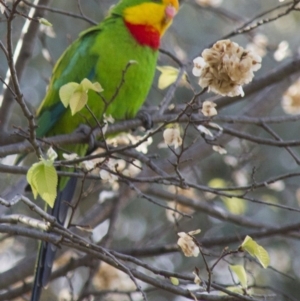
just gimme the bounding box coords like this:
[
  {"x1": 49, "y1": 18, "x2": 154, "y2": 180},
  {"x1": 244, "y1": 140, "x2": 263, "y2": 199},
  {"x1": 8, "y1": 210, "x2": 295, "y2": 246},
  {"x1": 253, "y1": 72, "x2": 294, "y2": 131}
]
[
  {"x1": 163, "y1": 126, "x2": 182, "y2": 149},
  {"x1": 98, "y1": 190, "x2": 117, "y2": 204},
  {"x1": 196, "y1": 0, "x2": 222, "y2": 7},
  {"x1": 93, "y1": 262, "x2": 135, "y2": 300},
  {"x1": 82, "y1": 160, "x2": 95, "y2": 171},
  {"x1": 224, "y1": 155, "x2": 238, "y2": 167},
  {"x1": 62, "y1": 153, "x2": 79, "y2": 161},
  {"x1": 99, "y1": 160, "x2": 118, "y2": 184},
  {"x1": 122, "y1": 160, "x2": 142, "y2": 178},
  {"x1": 193, "y1": 272, "x2": 202, "y2": 285},
  {"x1": 266, "y1": 180, "x2": 285, "y2": 192},
  {"x1": 192, "y1": 57, "x2": 206, "y2": 77},
  {"x1": 193, "y1": 39, "x2": 262, "y2": 97},
  {"x1": 103, "y1": 113, "x2": 115, "y2": 124},
  {"x1": 246, "y1": 34, "x2": 268, "y2": 58},
  {"x1": 274, "y1": 41, "x2": 291, "y2": 62},
  {"x1": 128, "y1": 135, "x2": 153, "y2": 154},
  {"x1": 166, "y1": 201, "x2": 194, "y2": 223},
  {"x1": 212, "y1": 145, "x2": 227, "y2": 154},
  {"x1": 201, "y1": 100, "x2": 217, "y2": 117},
  {"x1": 282, "y1": 79, "x2": 300, "y2": 115},
  {"x1": 99, "y1": 169, "x2": 118, "y2": 183},
  {"x1": 47, "y1": 147, "x2": 58, "y2": 161},
  {"x1": 177, "y1": 229, "x2": 201, "y2": 257},
  {"x1": 197, "y1": 125, "x2": 214, "y2": 137},
  {"x1": 58, "y1": 288, "x2": 75, "y2": 301},
  {"x1": 107, "y1": 133, "x2": 152, "y2": 154}
]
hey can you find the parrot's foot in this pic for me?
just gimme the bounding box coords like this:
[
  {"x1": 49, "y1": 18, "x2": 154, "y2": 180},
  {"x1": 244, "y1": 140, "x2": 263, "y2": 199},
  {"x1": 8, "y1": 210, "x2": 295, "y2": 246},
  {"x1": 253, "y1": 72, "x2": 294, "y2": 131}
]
[
  {"x1": 75, "y1": 124, "x2": 96, "y2": 153},
  {"x1": 137, "y1": 111, "x2": 153, "y2": 130}
]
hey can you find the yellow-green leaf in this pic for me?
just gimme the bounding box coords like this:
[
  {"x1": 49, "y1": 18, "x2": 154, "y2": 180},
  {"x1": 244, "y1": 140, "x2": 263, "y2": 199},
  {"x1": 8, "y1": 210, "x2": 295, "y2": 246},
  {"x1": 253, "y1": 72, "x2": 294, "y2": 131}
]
[
  {"x1": 59, "y1": 82, "x2": 79, "y2": 107},
  {"x1": 39, "y1": 18, "x2": 52, "y2": 27},
  {"x1": 157, "y1": 66, "x2": 187, "y2": 90},
  {"x1": 91, "y1": 82, "x2": 103, "y2": 92},
  {"x1": 222, "y1": 196, "x2": 246, "y2": 215},
  {"x1": 241, "y1": 236, "x2": 270, "y2": 268},
  {"x1": 69, "y1": 91, "x2": 88, "y2": 115},
  {"x1": 81, "y1": 78, "x2": 103, "y2": 93},
  {"x1": 170, "y1": 277, "x2": 179, "y2": 286},
  {"x1": 241, "y1": 236, "x2": 257, "y2": 257},
  {"x1": 59, "y1": 79, "x2": 103, "y2": 115},
  {"x1": 27, "y1": 162, "x2": 40, "y2": 199},
  {"x1": 26, "y1": 160, "x2": 58, "y2": 208},
  {"x1": 220, "y1": 286, "x2": 244, "y2": 295},
  {"x1": 229, "y1": 265, "x2": 247, "y2": 289},
  {"x1": 255, "y1": 245, "x2": 270, "y2": 269},
  {"x1": 208, "y1": 178, "x2": 227, "y2": 188}
]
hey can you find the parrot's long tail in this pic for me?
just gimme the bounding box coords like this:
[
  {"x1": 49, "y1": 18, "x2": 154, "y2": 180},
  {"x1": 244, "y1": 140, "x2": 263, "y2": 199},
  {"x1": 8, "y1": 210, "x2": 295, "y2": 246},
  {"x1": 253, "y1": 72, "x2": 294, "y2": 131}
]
[{"x1": 31, "y1": 177, "x2": 77, "y2": 301}]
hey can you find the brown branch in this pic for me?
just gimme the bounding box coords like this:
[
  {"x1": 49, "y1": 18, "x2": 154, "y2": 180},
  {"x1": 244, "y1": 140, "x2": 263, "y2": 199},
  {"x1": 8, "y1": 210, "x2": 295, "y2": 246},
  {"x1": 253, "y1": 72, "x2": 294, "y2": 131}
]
[{"x1": 22, "y1": 0, "x2": 97, "y2": 25}]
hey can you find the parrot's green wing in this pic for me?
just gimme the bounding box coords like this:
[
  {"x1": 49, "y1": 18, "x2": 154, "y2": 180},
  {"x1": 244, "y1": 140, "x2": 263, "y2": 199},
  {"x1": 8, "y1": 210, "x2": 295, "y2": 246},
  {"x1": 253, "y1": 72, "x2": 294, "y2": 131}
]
[{"x1": 36, "y1": 26, "x2": 103, "y2": 138}]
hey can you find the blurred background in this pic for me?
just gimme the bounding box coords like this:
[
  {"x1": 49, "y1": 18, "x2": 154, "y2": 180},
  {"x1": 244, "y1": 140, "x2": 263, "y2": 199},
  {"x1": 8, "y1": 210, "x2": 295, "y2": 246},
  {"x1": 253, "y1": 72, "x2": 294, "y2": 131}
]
[{"x1": 1, "y1": 0, "x2": 300, "y2": 300}]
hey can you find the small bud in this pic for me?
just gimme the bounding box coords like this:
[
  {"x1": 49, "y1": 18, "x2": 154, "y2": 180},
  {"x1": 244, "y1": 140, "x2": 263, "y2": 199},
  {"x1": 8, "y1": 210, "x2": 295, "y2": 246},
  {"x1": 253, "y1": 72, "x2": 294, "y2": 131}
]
[{"x1": 47, "y1": 147, "x2": 58, "y2": 161}]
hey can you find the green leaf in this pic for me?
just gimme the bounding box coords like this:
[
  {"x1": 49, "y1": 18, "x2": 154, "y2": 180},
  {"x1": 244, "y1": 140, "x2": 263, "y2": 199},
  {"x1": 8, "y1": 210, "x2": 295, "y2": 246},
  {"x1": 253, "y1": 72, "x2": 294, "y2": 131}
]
[
  {"x1": 241, "y1": 236, "x2": 270, "y2": 268},
  {"x1": 59, "y1": 82, "x2": 79, "y2": 107},
  {"x1": 170, "y1": 277, "x2": 179, "y2": 286},
  {"x1": 26, "y1": 160, "x2": 58, "y2": 208},
  {"x1": 69, "y1": 91, "x2": 88, "y2": 115},
  {"x1": 229, "y1": 265, "x2": 247, "y2": 288}
]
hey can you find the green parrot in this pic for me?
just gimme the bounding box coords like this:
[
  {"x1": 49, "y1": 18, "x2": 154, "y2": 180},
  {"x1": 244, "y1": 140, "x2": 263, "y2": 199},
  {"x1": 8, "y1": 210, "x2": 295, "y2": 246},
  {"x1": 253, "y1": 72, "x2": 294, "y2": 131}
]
[{"x1": 31, "y1": 0, "x2": 179, "y2": 300}]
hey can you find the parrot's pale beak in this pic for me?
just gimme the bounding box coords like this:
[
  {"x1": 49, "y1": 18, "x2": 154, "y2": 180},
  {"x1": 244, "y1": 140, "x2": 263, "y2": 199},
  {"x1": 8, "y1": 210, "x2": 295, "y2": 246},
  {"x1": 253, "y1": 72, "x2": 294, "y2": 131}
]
[{"x1": 164, "y1": 4, "x2": 177, "y2": 22}]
